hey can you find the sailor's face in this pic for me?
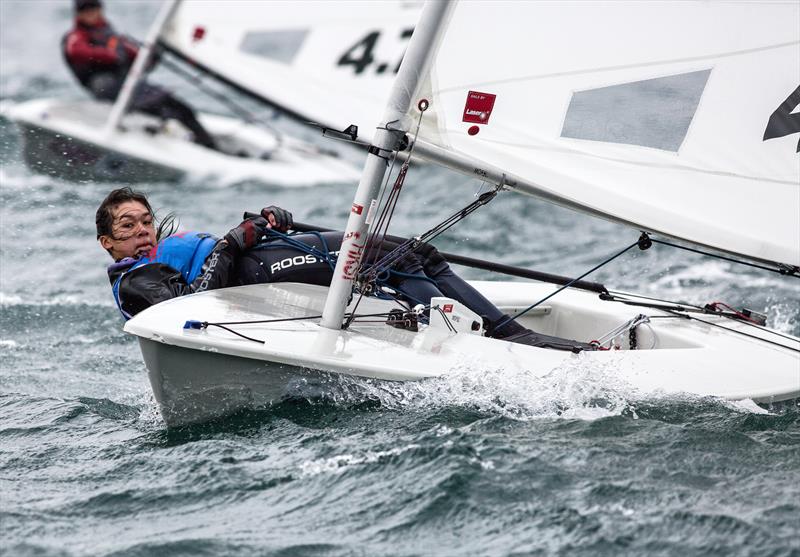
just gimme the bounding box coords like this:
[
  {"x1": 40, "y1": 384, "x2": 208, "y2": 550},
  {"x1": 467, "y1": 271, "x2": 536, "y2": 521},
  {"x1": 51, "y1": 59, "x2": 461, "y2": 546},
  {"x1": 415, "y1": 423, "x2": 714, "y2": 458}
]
[
  {"x1": 100, "y1": 200, "x2": 156, "y2": 261},
  {"x1": 77, "y1": 7, "x2": 103, "y2": 25}
]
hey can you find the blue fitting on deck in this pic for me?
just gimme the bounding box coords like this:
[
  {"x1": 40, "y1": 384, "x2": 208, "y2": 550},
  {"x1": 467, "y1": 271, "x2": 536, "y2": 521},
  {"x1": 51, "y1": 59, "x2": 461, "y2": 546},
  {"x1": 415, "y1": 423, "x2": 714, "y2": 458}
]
[{"x1": 183, "y1": 320, "x2": 205, "y2": 330}]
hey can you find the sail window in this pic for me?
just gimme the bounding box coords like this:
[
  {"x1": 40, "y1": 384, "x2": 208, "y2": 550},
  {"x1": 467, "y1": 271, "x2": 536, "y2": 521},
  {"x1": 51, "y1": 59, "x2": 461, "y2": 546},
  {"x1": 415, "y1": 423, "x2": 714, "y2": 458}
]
[
  {"x1": 561, "y1": 69, "x2": 711, "y2": 152},
  {"x1": 240, "y1": 30, "x2": 309, "y2": 64}
]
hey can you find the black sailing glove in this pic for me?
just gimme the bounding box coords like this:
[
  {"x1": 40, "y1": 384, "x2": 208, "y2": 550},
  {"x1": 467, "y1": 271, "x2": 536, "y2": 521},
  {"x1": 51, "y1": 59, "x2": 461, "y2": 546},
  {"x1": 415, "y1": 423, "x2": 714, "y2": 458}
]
[
  {"x1": 224, "y1": 216, "x2": 271, "y2": 253},
  {"x1": 261, "y1": 206, "x2": 293, "y2": 232}
]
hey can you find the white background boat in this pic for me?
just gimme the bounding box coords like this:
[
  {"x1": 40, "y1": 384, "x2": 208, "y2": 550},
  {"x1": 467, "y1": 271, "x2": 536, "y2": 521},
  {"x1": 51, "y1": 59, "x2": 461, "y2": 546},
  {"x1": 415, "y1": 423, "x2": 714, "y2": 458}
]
[
  {"x1": 2, "y1": 97, "x2": 360, "y2": 185},
  {"x1": 124, "y1": 0, "x2": 800, "y2": 426}
]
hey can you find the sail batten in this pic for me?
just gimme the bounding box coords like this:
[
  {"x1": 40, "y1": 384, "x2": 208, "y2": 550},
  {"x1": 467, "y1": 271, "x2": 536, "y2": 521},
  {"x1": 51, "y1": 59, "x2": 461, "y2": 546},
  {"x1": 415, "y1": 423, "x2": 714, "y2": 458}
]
[
  {"x1": 437, "y1": 40, "x2": 800, "y2": 94},
  {"x1": 435, "y1": 135, "x2": 797, "y2": 187}
]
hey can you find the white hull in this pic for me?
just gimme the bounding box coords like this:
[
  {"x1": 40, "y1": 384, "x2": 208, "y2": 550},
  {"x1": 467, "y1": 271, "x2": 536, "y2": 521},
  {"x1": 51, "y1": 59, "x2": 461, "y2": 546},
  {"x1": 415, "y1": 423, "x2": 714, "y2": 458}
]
[
  {"x1": 124, "y1": 281, "x2": 800, "y2": 426},
  {"x1": 2, "y1": 98, "x2": 361, "y2": 186}
]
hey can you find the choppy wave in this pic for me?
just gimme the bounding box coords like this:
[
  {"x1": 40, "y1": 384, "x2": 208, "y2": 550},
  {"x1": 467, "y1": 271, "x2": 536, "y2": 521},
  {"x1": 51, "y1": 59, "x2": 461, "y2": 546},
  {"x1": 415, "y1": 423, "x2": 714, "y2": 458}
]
[
  {"x1": 0, "y1": 164, "x2": 54, "y2": 189},
  {"x1": 285, "y1": 355, "x2": 795, "y2": 426},
  {"x1": 0, "y1": 292, "x2": 114, "y2": 308}
]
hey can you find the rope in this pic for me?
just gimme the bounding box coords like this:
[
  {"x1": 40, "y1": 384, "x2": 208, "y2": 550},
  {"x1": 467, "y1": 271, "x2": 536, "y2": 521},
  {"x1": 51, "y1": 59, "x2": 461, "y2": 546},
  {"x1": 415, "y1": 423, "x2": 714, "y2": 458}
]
[
  {"x1": 159, "y1": 56, "x2": 270, "y2": 125},
  {"x1": 650, "y1": 238, "x2": 799, "y2": 278},
  {"x1": 660, "y1": 309, "x2": 800, "y2": 353},
  {"x1": 209, "y1": 310, "x2": 399, "y2": 326},
  {"x1": 342, "y1": 105, "x2": 428, "y2": 328},
  {"x1": 339, "y1": 185, "x2": 500, "y2": 330},
  {"x1": 601, "y1": 292, "x2": 800, "y2": 345},
  {"x1": 361, "y1": 187, "x2": 500, "y2": 285},
  {"x1": 360, "y1": 104, "x2": 429, "y2": 268},
  {"x1": 590, "y1": 314, "x2": 650, "y2": 348},
  {"x1": 705, "y1": 301, "x2": 764, "y2": 325},
  {"x1": 157, "y1": 52, "x2": 286, "y2": 149},
  {"x1": 376, "y1": 274, "x2": 436, "y2": 310},
  {"x1": 250, "y1": 229, "x2": 338, "y2": 271},
  {"x1": 362, "y1": 163, "x2": 410, "y2": 271},
  {"x1": 204, "y1": 323, "x2": 265, "y2": 344},
  {"x1": 433, "y1": 305, "x2": 458, "y2": 334},
  {"x1": 362, "y1": 150, "x2": 403, "y2": 264},
  {"x1": 190, "y1": 307, "x2": 426, "y2": 345},
  {"x1": 493, "y1": 237, "x2": 643, "y2": 331}
]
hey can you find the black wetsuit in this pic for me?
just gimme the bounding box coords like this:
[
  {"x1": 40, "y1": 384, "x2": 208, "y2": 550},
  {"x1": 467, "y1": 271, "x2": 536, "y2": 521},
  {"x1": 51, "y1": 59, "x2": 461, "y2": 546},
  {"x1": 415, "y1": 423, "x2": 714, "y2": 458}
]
[
  {"x1": 237, "y1": 233, "x2": 596, "y2": 350},
  {"x1": 109, "y1": 231, "x2": 506, "y2": 326},
  {"x1": 109, "y1": 231, "x2": 595, "y2": 351},
  {"x1": 236, "y1": 231, "x2": 511, "y2": 324}
]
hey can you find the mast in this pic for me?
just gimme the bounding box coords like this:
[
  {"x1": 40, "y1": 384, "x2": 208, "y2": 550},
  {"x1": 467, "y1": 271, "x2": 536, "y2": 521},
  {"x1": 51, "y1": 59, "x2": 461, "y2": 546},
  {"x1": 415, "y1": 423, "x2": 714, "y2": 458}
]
[
  {"x1": 104, "y1": 0, "x2": 181, "y2": 135},
  {"x1": 319, "y1": 0, "x2": 455, "y2": 330}
]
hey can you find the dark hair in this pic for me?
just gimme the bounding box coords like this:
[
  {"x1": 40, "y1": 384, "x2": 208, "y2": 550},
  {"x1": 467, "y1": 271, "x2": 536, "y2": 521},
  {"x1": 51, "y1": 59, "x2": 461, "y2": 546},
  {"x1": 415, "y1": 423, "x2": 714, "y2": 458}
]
[
  {"x1": 96, "y1": 187, "x2": 177, "y2": 243},
  {"x1": 75, "y1": 0, "x2": 102, "y2": 12}
]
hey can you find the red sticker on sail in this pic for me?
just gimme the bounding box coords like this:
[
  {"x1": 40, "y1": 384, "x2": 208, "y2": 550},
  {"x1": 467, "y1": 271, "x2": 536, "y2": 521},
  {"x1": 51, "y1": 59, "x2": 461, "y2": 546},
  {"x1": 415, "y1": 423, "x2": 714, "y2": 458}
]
[
  {"x1": 462, "y1": 91, "x2": 496, "y2": 124},
  {"x1": 351, "y1": 203, "x2": 363, "y2": 215}
]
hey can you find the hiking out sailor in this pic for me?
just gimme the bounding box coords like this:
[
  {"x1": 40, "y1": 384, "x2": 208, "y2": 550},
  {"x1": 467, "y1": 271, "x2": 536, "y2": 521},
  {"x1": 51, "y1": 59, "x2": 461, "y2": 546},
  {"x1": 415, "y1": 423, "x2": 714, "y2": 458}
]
[
  {"x1": 63, "y1": 0, "x2": 216, "y2": 149},
  {"x1": 96, "y1": 187, "x2": 591, "y2": 350}
]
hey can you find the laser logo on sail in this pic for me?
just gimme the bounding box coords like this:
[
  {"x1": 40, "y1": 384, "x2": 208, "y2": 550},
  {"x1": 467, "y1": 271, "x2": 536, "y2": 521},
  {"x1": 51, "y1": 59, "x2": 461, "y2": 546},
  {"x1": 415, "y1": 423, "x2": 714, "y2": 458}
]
[{"x1": 462, "y1": 91, "x2": 496, "y2": 125}]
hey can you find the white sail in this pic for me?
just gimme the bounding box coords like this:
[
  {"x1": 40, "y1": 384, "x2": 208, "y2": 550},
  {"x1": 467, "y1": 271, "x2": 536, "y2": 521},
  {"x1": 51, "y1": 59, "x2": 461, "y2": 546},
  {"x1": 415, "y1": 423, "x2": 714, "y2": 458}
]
[
  {"x1": 410, "y1": 1, "x2": 800, "y2": 267},
  {"x1": 159, "y1": 0, "x2": 421, "y2": 133}
]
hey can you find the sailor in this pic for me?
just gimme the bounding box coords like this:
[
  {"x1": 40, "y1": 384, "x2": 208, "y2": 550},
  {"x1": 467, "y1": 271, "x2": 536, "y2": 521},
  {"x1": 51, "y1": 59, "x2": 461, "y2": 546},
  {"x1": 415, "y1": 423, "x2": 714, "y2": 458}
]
[
  {"x1": 63, "y1": 0, "x2": 217, "y2": 149},
  {"x1": 97, "y1": 187, "x2": 592, "y2": 351}
]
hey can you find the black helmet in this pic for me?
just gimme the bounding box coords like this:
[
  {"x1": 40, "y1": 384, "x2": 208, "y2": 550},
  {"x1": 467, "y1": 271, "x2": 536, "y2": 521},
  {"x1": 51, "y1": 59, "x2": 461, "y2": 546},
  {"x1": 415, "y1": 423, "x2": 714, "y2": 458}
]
[{"x1": 75, "y1": 0, "x2": 102, "y2": 12}]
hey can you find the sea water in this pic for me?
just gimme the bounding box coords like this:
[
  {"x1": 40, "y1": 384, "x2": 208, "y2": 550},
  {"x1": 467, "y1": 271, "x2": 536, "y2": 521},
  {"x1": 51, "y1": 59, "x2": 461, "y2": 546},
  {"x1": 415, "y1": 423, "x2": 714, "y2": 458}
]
[{"x1": 1, "y1": 2, "x2": 799, "y2": 556}]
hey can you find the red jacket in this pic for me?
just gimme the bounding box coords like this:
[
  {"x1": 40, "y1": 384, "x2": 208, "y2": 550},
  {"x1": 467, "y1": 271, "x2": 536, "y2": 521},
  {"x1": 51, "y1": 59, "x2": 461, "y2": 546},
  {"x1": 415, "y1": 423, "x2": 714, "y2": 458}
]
[{"x1": 62, "y1": 17, "x2": 138, "y2": 86}]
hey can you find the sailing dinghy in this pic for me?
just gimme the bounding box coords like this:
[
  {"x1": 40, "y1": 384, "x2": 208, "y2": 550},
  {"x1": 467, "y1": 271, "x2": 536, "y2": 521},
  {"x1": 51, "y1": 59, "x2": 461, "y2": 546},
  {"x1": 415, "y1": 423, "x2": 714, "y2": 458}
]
[
  {"x1": 124, "y1": 1, "x2": 800, "y2": 427},
  {"x1": 2, "y1": 0, "x2": 360, "y2": 186}
]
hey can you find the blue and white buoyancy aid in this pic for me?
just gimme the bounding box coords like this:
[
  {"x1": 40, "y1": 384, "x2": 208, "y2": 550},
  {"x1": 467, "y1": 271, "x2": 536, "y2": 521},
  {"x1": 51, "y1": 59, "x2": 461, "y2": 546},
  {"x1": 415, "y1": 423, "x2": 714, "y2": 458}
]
[{"x1": 109, "y1": 232, "x2": 218, "y2": 319}]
